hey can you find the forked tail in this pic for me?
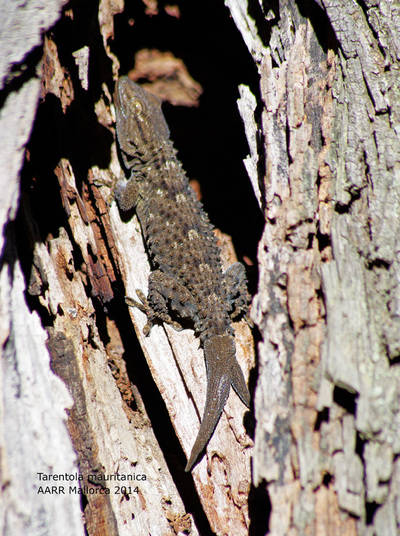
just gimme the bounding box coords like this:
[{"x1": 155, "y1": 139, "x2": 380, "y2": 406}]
[{"x1": 185, "y1": 334, "x2": 250, "y2": 471}]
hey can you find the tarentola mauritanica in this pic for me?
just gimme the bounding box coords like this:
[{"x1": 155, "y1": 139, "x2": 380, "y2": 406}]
[{"x1": 114, "y1": 76, "x2": 250, "y2": 471}]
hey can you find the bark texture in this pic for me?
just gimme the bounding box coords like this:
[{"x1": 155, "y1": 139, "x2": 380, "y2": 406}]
[
  {"x1": 227, "y1": 0, "x2": 400, "y2": 534},
  {"x1": 0, "y1": 2, "x2": 85, "y2": 536}
]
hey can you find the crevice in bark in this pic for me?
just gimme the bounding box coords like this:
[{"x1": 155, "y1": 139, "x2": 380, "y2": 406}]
[
  {"x1": 314, "y1": 407, "x2": 329, "y2": 431},
  {"x1": 79, "y1": 493, "x2": 89, "y2": 536},
  {"x1": 333, "y1": 386, "x2": 357, "y2": 414},
  {"x1": 24, "y1": 292, "x2": 54, "y2": 328},
  {"x1": 297, "y1": 0, "x2": 339, "y2": 53},
  {"x1": 248, "y1": 478, "x2": 271, "y2": 535},
  {"x1": 54, "y1": 0, "x2": 115, "y2": 100},
  {"x1": 334, "y1": 185, "x2": 363, "y2": 214},
  {"x1": 362, "y1": 68, "x2": 380, "y2": 112},
  {"x1": 322, "y1": 472, "x2": 333, "y2": 487},
  {"x1": 366, "y1": 258, "x2": 391, "y2": 270},
  {"x1": 254, "y1": 95, "x2": 267, "y2": 216},
  {"x1": 316, "y1": 227, "x2": 331, "y2": 253},
  {"x1": 248, "y1": 0, "x2": 278, "y2": 48},
  {"x1": 246, "y1": 326, "x2": 261, "y2": 441},
  {"x1": 355, "y1": 431, "x2": 366, "y2": 461},
  {"x1": 334, "y1": 202, "x2": 350, "y2": 214},
  {"x1": 285, "y1": 120, "x2": 292, "y2": 165},
  {"x1": 365, "y1": 501, "x2": 380, "y2": 525},
  {"x1": 0, "y1": 45, "x2": 43, "y2": 102},
  {"x1": 19, "y1": 99, "x2": 69, "y2": 238},
  {"x1": 16, "y1": 184, "x2": 69, "y2": 319},
  {"x1": 389, "y1": 354, "x2": 400, "y2": 366},
  {"x1": 306, "y1": 231, "x2": 314, "y2": 249},
  {"x1": 355, "y1": 0, "x2": 386, "y2": 60}
]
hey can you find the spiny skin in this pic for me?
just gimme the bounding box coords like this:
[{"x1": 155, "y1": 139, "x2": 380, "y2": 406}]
[{"x1": 114, "y1": 76, "x2": 250, "y2": 471}]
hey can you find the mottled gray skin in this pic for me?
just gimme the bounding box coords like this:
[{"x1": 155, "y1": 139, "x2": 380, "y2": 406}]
[{"x1": 114, "y1": 76, "x2": 250, "y2": 471}]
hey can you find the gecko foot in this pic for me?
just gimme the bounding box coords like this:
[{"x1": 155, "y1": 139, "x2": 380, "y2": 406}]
[
  {"x1": 125, "y1": 290, "x2": 183, "y2": 336},
  {"x1": 93, "y1": 172, "x2": 120, "y2": 206}
]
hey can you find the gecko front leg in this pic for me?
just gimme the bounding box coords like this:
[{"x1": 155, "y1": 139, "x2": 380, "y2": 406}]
[
  {"x1": 126, "y1": 270, "x2": 198, "y2": 336},
  {"x1": 114, "y1": 172, "x2": 140, "y2": 212}
]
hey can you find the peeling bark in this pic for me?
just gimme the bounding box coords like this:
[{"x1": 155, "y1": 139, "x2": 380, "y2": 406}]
[
  {"x1": 227, "y1": 0, "x2": 400, "y2": 534},
  {"x1": 0, "y1": 2, "x2": 84, "y2": 535}
]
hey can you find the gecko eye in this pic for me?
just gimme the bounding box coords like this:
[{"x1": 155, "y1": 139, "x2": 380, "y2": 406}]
[{"x1": 131, "y1": 98, "x2": 144, "y2": 114}]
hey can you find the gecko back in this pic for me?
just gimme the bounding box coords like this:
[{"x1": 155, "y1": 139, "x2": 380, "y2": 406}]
[{"x1": 114, "y1": 76, "x2": 251, "y2": 470}]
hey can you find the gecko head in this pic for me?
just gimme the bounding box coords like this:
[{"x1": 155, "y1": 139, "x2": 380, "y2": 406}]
[{"x1": 114, "y1": 76, "x2": 170, "y2": 159}]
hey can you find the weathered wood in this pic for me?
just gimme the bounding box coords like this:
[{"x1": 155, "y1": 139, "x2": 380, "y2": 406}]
[
  {"x1": 0, "y1": 245, "x2": 85, "y2": 535},
  {"x1": 2, "y1": 1, "x2": 256, "y2": 535},
  {"x1": 227, "y1": 0, "x2": 400, "y2": 534},
  {"x1": 0, "y1": 2, "x2": 85, "y2": 535},
  {"x1": 0, "y1": 0, "x2": 67, "y2": 251}
]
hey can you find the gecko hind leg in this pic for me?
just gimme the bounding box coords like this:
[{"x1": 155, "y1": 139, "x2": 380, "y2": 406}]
[
  {"x1": 126, "y1": 270, "x2": 197, "y2": 336},
  {"x1": 224, "y1": 262, "x2": 252, "y2": 324},
  {"x1": 114, "y1": 175, "x2": 140, "y2": 212}
]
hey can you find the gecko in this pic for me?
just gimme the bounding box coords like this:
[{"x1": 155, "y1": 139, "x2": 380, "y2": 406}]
[{"x1": 113, "y1": 76, "x2": 251, "y2": 471}]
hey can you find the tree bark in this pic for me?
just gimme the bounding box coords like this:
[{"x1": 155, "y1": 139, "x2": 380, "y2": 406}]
[
  {"x1": 227, "y1": 0, "x2": 400, "y2": 534},
  {"x1": 0, "y1": 2, "x2": 86, "y2": 535}
]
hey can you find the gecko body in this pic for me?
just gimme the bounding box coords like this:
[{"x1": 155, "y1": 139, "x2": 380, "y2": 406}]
[{"x1": 114, "y1": 76, "x2": 250, "y2": 471}]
